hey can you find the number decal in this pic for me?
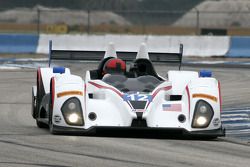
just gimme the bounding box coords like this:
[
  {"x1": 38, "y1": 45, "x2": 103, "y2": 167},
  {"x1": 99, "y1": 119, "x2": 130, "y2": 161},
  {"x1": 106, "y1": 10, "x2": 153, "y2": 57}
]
[{"x1": 123, "y1": 94, "x2": 152, "y2": 102}]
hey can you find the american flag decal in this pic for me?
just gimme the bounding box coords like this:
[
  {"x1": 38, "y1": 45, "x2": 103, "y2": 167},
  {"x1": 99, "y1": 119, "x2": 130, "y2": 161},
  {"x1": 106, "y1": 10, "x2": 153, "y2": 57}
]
[{"x1": 162, "y1": 104, "x2": 182, "y2": 112}]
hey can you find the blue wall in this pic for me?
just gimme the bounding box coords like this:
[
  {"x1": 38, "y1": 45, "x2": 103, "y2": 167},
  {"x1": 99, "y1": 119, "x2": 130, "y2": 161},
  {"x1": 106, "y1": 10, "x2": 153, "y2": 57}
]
[
  {"x1": 227, "y1": 36, "x2": 250, "y2": 57},
  {"x1": 0, "y1": 34, "x2": 39, "y2": 53}
]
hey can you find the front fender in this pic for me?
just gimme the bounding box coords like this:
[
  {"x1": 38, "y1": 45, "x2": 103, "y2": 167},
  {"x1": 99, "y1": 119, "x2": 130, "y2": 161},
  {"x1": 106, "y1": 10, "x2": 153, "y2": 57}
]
[
  {"x1": 52, "y1": 74, "x2": 85, "y2": 127},
  {"x1": 187, "y1": 77, "x2": 221, "y2": 131}
]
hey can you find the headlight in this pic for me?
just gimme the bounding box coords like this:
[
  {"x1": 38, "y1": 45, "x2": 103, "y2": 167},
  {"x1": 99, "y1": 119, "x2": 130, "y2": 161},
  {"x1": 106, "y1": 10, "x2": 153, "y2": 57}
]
[
  {"x1": 68, "y1": 113, "x2": 79, "y2": 123},
  {"x1": 68, "y1": 102, "x2": 76, "y2": 110},
  {"x1": 192, "y1": 100, "x2": 214, "y2": 128},
  {"x1": 196, "y1": 116, "x2": 207, "y2": 125},
  {"x1": 61, "y1": 97, "x2": 84, "y2": 126}
]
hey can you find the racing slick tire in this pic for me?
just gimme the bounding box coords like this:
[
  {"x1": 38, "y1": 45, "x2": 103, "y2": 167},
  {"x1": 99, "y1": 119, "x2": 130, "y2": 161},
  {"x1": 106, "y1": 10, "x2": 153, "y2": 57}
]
[
  {"x1": 36, "y1": 119, "x2": 48, "y2": 128},
  {"x1": 49, "y1": 78, "x2": 58, "y2": 135},
  {"x1": 49, "y1": 108, "x2": 57, "y2": 135},
  {"x1": 31, "y1": 87, "x2": 36, "y2": 119}
]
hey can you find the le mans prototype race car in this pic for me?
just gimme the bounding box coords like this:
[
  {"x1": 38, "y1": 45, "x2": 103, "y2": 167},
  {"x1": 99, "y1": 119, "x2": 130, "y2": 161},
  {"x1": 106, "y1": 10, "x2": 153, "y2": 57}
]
[{"x1": 32, "y1": 41, "x2": 225, "y2": 138}]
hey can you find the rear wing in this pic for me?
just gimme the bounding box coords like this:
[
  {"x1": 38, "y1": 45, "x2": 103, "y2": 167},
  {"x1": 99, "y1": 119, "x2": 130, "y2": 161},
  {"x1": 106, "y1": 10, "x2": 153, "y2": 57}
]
[{"x1": 48, "y1": 40, "x2": 183, "y2": 70}]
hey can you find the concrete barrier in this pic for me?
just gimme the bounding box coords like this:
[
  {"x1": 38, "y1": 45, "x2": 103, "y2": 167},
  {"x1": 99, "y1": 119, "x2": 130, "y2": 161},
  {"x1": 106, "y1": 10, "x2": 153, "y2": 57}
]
[
  {"x1": 37, "y1": 34, "x2": 230, "y2": 57},
  {"x1": 0, "y1": 33, "x2": 232, "y2": 57},
  {"x1": 227, "y1": 36, "x2": 250, "y2": 57},
  {"x1": 0, "y1": 34, "x2": 38, "y2": 53},
  {"x1": 147, "y1": 36, "x2": 230, "y2": 57},
  {"x1": 36, "y1": 34, "x2": 147, "y2": 54}
]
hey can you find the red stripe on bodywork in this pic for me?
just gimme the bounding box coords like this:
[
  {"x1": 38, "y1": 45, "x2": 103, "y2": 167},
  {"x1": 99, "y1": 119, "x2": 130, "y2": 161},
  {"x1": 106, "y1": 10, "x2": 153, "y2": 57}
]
[
  {"x1": 186, "y1": 86, "x2": 191, "y2": 120},
  {"x1": 37, "y1": 68, "x2": 41, "y2": 90},
  {"x1": 218, "y1": 81, "x2": 222, "y2": 112},
  {"x1": 51, "y1": 77, "x2": 55, "y2": 111},
  {"x1": 88, "y1": 81, "x2": 123, "y2": 97},
  {"x1": 145, "y1": 101, "x2": 150, "y2": 110},
  {"x1": 37, "y1": 67, "x2": 45, "y2": 101},
  {"x1": 145, "y1": 85, "x2": 172, "y2": 109},
  {"x1": 89, "y1": 82, "x2": 172, "y2": 110},
  {"x1": 152, "y1": 86, "x2": 172, "y2": 99}
]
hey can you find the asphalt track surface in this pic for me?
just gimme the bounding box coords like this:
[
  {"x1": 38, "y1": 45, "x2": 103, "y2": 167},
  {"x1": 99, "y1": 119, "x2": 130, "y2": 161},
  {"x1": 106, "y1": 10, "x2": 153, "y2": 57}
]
[{"x1": 0, "y1": 62, "x2": 250, "y2": 167}]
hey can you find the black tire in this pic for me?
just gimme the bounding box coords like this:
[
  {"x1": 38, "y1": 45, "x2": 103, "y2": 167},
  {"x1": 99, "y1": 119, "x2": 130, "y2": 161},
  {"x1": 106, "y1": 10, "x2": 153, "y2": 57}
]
[
  {"x1": 31, "y1": 88, "x2": 36, "y2": 119},
  {"x1": 49, "y1": 106, "x2": 57, "y2": 134},
  {"x1": 36, "y1": 119, "x2": 48, "y2": 128},
  {"x1": 49, "y1": 110, "x2": 59, "y2": 135},
  {"x1": 49, "y1": 79, "x2": 58, "y2": 135}
]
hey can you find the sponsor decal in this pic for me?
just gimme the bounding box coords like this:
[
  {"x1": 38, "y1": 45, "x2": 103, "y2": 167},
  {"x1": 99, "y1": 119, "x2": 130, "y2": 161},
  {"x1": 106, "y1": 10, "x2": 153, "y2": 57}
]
[
  {"x1": 88, "y1": 81, "x2": 123, "y2": 97},
  {"x1": 54, "y1": 115, "x2": 62, "y2": 124},
  {"x1": 162, "y1": 103, "x2": 182, "y2": 112},
  {"x1": 213, "y1": 118, "x2": 220, "y2": 126},
  {"x1": 57, "y1": 90, "x2": 83, "y2": 98},
  {"x1": 192, "y1": 93, "x2": 217, "y2": 102}
]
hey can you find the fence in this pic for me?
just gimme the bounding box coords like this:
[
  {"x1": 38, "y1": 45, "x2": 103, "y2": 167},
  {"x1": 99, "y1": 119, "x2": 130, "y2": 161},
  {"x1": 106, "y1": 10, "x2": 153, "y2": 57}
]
[{"x1": 0, "y1": 8, "x2": 250, "y2": 35}]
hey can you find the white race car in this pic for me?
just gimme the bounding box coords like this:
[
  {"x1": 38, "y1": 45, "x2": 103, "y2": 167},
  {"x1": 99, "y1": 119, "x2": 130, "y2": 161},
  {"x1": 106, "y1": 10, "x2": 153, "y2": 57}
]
[{"x1": 32, "y1": 42, "x2": 225, "y2": 138}]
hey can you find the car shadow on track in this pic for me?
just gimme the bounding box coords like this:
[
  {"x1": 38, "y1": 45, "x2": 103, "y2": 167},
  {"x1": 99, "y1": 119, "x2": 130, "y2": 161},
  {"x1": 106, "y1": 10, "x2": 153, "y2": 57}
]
[
  {"x1": 52, "y1": 128, "x2": 220, "y2": 141},
  {"x1": 92, "y1": 129, "x2": 220, "y2": 141}
]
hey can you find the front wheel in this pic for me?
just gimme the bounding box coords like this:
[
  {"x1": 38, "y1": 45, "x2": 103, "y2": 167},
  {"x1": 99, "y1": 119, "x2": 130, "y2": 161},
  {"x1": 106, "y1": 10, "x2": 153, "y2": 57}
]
[
  {"x1": 49, "y1": 121, "x2": 57, "y2": 135},
  {"x1": 31, "y1": 87, "x2": 37, "y2": 119},
  {"x1": 49, "y1": 82, "x2": 57, "y2": 135},
  {"x1": 36, "y1": 119, "x2": 48, "y2": 128},
  {"x1": 49, "y1": 105, "x2": 58, "y2": 135}
]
